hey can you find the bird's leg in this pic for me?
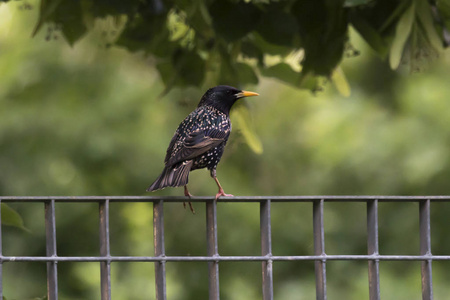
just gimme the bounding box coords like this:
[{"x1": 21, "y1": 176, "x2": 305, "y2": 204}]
[
  {"x1": 183, "y1": 185, "x2": 195, "y2": 214},
  {"x1": 211, "y1": 169, "x2": 233, "y2": 200},
  {"x1": 184, "y1": 185, "x2": 193, "y2": 197}
]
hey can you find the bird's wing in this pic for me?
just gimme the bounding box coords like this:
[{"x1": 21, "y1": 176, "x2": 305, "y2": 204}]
[
  {"x1": 165, "y1": 128, "x2": 229, "y2": 167},
  {"x1": 164, "y1": 133, "x2": 180, "y2": 164}
]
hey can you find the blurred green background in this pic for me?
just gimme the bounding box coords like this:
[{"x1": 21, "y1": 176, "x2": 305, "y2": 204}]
[{"x1": 2, "y1": 1, "x2": 450, "y2": 299}]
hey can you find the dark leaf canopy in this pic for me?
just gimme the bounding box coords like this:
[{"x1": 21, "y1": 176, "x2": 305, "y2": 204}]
[{"x1": 22, "y1": 0, "x2": 450, "y2": 92}]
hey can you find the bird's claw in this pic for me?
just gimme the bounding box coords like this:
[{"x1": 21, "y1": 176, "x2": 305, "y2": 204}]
[
  {"x1": 184, "y1": 189, "x2": 193, "y2": 198},
  {"x1": 183, "y1": 201, "x2": 196, "y2": 214},
  {"x1": 188, "y1": 202, "x2": 195, "y2": 214},
  {"x1": 183, "y1": 187, "x2": 195, "y2": 214},
  {"x1": 215, "y1": 189, "x2": 233, "y2": 200}
]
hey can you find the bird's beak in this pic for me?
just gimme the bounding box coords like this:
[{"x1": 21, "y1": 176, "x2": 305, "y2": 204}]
[{"x1": 235, "y1": 90, "x2": 259, "y2": 98}]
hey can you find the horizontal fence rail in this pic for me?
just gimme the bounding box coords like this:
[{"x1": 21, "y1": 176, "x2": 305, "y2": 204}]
[{"x1": 1, "y1": 195, "x2": 450, "y2": 300}]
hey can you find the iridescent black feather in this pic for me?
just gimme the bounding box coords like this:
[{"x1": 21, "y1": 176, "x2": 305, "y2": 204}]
[{"x1": 147, "y1": 85, "x2": 258, "y2": 194}]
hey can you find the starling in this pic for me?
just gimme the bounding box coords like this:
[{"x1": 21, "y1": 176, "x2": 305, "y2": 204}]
[{"x1": 147, "y1": 85, "x2": 259, "y2": 212}]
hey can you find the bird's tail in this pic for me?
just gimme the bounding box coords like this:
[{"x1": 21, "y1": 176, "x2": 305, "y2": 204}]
[{"x1": 146, "y1": 160, "x2": 193, "y2": 192}]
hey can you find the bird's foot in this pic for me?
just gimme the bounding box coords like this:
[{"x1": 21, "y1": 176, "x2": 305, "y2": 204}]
[
  {"x1": 188, "y1": 202, "x2": 195, "y2": 214},
  {"x1": 215, "y1": 189, "x2": 233, "y2": 200},
  {"x1": 184, "y1": 190, "x2": 193, "y2": 198},
  {"x1": 183, "y1": 186, "x2": 195, "y2": 214},
  {"x1": 182, "y1": 201, "x2": 195, "y2": 214}
]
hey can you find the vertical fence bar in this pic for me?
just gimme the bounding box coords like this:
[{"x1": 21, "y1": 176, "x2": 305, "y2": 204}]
[
  {"x1": 260, "y1": 200, "x2": 274, "y2": 300},
  {"x1": 206, "y1": 200, "x2": 220, "y2": 300},
  {"x1": 153, "y1": 200, "x2": 167, "y2": 300},
  {"x1": 99, "y1": 200, "x2": 111, "y2": 300},
  {"x1": 0, "y1": 200, "x2": 3, "y2": 300},
  {"x1": 313, "y1": 199, "x2": 326, "y2": 300},
  {"x1": 419, "y1": 199, "x2": 433, "y2": 300},
  {"x1": 45, "y1": 199, "x2": 58, "y2": 300},
  {"x1": 367, "y1": 200, "x2": 380, "y2": 300}
]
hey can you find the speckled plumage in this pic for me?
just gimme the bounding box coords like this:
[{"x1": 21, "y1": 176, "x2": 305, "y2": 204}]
[
  {"x1": 168, "y1": 106, "x2": 230, "y2": 171},
  {"x1": 147, "y1": 85, "x2": 259, "y2": 208}
]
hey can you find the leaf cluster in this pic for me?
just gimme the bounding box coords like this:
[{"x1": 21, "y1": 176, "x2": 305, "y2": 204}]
[{"x1": 28, "y1": 0, "x2": 450, "y2": 92}]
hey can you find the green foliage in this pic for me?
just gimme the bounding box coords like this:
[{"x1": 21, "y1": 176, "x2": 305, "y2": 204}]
[
  {"x1": 1, "y1": 204, "x2": 29, "y2": 232},
  {"x1": 232, "y1": 105, "x2": 263, "y2": 154},
  {"x1": 331, "y1": 67, "x2": 351, "y2": 97},
  {"x1": 292, "y1": 0, "x2": 348, "y2": 77},
  {"x1": 210, "y1": 1, "x2": 262, "y2": 42},
  {"x1": 390, "y1": 1, "x2": 415, "y2": 69},
  {"x1": 25, "y1": 0, "x2": 450, "y2": 93}
]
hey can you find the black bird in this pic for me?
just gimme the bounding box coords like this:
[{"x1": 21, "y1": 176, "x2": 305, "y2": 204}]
[{"x1": 147, "y1": 85, "x2": 259, "y2": 212}]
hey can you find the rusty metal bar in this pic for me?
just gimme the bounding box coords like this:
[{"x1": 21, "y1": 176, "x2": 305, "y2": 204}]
[
  {"x1": 206, "y1": 200, "x2": 220, "y2": 300},
  {"x1": 45, "y1": 199, "x2": 58, "y2": 300},
  {"x1": 260, "y1": 200, "x2": 273, "y2": 300},
  {"x1": 153, "y1": 200, "x2": 167, "y2": 300},
  {"x1": 313, "y1": 199, "x2": 326, "y2": 300},
  {"x1": 367, "y1": 200, "x2": 380, "y2": 300},
  {"x1": 419, "y1": 199, "x2": 433, "y2": 300},
  {"x1": 99, "y1": 200, "x2": 111, "y2": 300}
]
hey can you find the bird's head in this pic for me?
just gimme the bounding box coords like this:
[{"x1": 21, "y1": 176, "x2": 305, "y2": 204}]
[{"x1": 197, "y1": 85, "x2": 259, "y2": 114}]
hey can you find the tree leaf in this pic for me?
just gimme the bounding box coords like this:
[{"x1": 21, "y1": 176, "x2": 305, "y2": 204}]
[
  {"x1": 116, "y1": 7, "x2": 170, "y2": 55},
  {"x1": 344, "y1": 0, "x2": 373, "y2": 7},
  {"x1": 252, "y1": 32, "x2": 292, "y2": 56},
  {"x1": 292, "y1": 0, "x2": 349, "y2": 76},
  {"x1": 331, "y1": 67, "x2": 351, "y2": 97},
  {"x1": 261, "y1": 62, "x2": 321, "y2": 91},
  {"x1": 59, "y1": 3, "x2": 87, "y2": 46},
  {"x1": 2, "y1": 203, "x2": 29, "y2": 232},
  {"x1": 156, "y1": 49, "x2": 206, "y2": 94},
  {"x1": 350, "y1": 12, "x2": 389, "y2": 58},
  {"x1": 232, "y1": 106, "x2": 263, "y2": 154},
  {"x1": 235, "y1": 63, "x2": 258, "y2": 85},
  {"x1": 240, "y1": 40, "x2": 264, "y2": 65},
  {"x1": 415, "y1": 0, "x2": 444, "y2": 51},
  {"x1": 32, "y1": 0, "x2": 63, "y2": 37},
  {"x1": 209, "y1": 1, "x2": 262, "y2": 41},
  {"x1": 378, "y1": 0, "x2": 411, "y2": 33},
  {"x1": 256, "y1": 8, "x2": 298, "y2": 46},
  {"x1": 173, "y1": 49, "x2": 206, "y2": 86},
  {"x1": 389, "y1": 2, "x2": 415, "y2": 69},
  {"x1": 437, "y1": 0, "x2": 450, "y2": 24},
  {"x1": 156, "y1": 60, "x2": 176, "y2": 89},
  {"x1": 261, "y1": 62, "x2": 300, "y2": 86}
]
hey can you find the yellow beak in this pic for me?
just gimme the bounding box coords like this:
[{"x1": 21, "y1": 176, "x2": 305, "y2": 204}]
[{"x1": 236, "y1": 90, "x2": 259, "y2": 98}]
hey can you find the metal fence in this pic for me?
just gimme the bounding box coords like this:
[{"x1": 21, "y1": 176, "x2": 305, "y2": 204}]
[{"x1": 0, "y1": 196, "x2": 449, "y2": 300}]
